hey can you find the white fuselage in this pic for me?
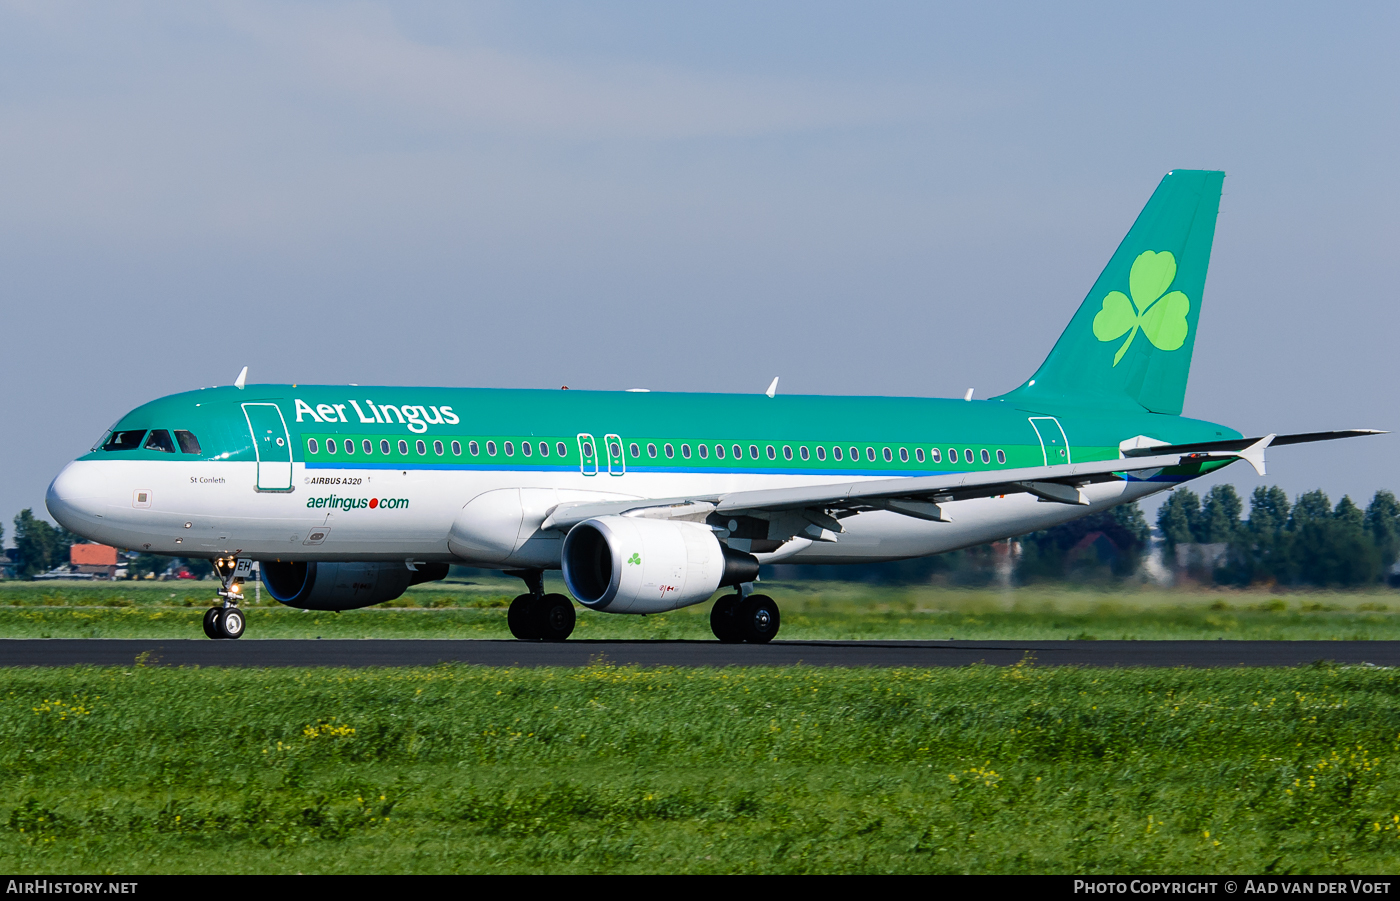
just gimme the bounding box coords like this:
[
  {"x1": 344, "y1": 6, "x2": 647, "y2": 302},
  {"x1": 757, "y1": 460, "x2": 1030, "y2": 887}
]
[{"x1": 48, "y1": 457, "x2": 1168, "y2": 568}]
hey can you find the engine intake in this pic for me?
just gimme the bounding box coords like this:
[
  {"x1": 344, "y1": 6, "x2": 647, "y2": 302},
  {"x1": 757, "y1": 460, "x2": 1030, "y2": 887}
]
[
  {"x1": 562, "y1": 516, "x2": 759, "y2": 614},
  {"x1": 261, "y1": 561, "x2": 449, "y2": 611}
]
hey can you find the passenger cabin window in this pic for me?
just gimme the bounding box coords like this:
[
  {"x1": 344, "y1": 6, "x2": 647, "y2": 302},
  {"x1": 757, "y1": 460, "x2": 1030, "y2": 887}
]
[
  {"x1": 416, "y1": 440, "x2": 427, "y2": 455},
  {"x1": 381, "y1": 439, "x2": 391, "y2": 455},
  {"x1": 996, "y1": 449, "x2": 1006, "y2": 464},
  {"x1": 681, "y1": 444, "x2": 691, "y2": 459},
  {"x1": 664, "y1": 443, "x2": 674, "y2": 458},
  {"x1": 522, "y1": 441, "x2": 531, "y2": 457},
  {"x1": 849, "y1": 446, "x2": 858, "y2": 461},
  {"x1": 733, "y1": 444, "x2": 742, "y2": 460},
  {"x1": 750, "y1": 445, "x2": 759, "y2": 460},
  {"x1": 947, "y1": 448, "x2": 957, "y2": 463},
  {"x1": 833, "y1": 446, "x2": 843, "y2": 461},
  {"x1": 899, "y1": 448, "x2": 909, "y2": 463},
  {"x1": 698, "y1": 444, "x2": 708, "y2": 459},
  {"x1": 647, "y1": 443, "x2": 657, "y2": 458},
  {"x1": 981, "y1": 449, "x2": 991, "y2": 464},
  {"x1": 915, "y1": 448, "x2": 925, "y2": 463},
  {"x1": 327, "y1": 439, "x2": 338, "y2": 454},
  {"x1": 539, "y1": 442, "x2": 548, "y2": 457},
  {"x1": 362, "y1": 439, "x2": 372, "y2": 454},
  {"x1": 452, "y1": 441, "x2": 462, "y2": 456},
  {"x1": 783, "y1": 446, "x2": 793, "y2": 460},
  {"x1": 965, "y1": 448, "x2": 973, "y2": 463},
  {"x1": 556, "y1": 442, "x2": 568, "y2": 457},
  {"x1": 174, "y1": 430, "x2": 201, "y2": 454},
  {"x1": 307, "y1": 438, "x2": 319, "y2": 455},
  {"x1": 799, "y1": 447, "x2": 809, "y2": 461},
  {"x1": 816, "y1": 446, "x2": 826, "y2": 461},
  {"x1": 882, "y1": 447, "x2": 892, "y2": 463},
  {"x1": 714, "y1": 444, "x2": 724, "y2": 459},
  {"x1": 434, "y1": 440, "x2": 444, "y2": 455},
  {"x1": 766, "y1": 445, "x2": 775, "y2": 460},
  {"x1": 866, "y1": 447, "x2": 875, "y2": 462},
  {"x1": 504, "y1": 441, "x2": 514, "y2": 456},
  {"x1": 630, "y1": 443, "x2": 640, "y2": 458},
  {"x1": 343, "y1": 439, "x2": 354, "y2": 455},
  {"x1": 400, "y1": 440, "x2": 410, "y2": 455},
  {"x1": 144, "y1": 430, "x2": 176, "y2": 453},
  {"x1": 931, "y1": 448, "x2": 941, "y2": 463},
  {"x1": 103, "y1": 430, "x2": 146, "y2": 451}
]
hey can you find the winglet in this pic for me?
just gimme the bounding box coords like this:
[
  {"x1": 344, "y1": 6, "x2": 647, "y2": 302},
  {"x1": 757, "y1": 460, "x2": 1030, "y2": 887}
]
[
  {"x1": 234, "y1": 366, "x2": 248, "y2": 390},
  {"x1": 765, "y1": 377, "x2": 779, "y2": 398},
  {"x1": 1237, "y1": 433, "x2": 1275, "y2": 476}
]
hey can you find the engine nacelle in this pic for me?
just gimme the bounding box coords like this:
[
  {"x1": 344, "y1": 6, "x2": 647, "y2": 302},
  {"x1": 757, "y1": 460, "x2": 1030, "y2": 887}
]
[
  {"x1": 562, "y1": 516, "x2": 759, "y2": 614},
  {"x1": 261, "y1": 561, "x2": 449, "y2": 611}
]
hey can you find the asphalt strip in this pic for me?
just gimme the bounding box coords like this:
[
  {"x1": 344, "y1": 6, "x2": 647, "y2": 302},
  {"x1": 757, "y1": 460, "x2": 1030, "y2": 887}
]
[{"x1": 2, "y1": 639, "x2": 1400, "y2": 668}]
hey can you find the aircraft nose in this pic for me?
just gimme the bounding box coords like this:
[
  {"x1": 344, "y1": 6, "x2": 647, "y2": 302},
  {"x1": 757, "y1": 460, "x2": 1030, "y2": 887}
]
[{"x1": 46, "y1": 461, "x2": 106, "y2": 534}]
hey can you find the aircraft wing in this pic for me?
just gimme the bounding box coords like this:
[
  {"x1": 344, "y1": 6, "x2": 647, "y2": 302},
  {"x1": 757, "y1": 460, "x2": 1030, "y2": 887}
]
[
  {"x1": 540, "y1": 429, "x2": 1385, "y2": 541},
  {"x1": 541, "y1": 448, "x2": 1226, "y2": 535}
]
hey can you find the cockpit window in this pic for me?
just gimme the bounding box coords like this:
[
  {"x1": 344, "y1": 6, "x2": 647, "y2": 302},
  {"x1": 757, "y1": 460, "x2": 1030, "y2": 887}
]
[
  {"x1": 103, "y1": 430, "x2": 147, "y2": 451},
  {"x1": 144, "y1": 429, "x2": 177, "y2": 453},
  {"x1": 174, "y1": 430, "x2": 201, "y2": 455}
]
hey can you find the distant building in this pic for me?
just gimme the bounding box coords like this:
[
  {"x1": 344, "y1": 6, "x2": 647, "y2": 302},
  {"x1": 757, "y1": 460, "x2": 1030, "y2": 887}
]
[{"x1": 71, "y1": 543, "x2": 120, "y2": 579}]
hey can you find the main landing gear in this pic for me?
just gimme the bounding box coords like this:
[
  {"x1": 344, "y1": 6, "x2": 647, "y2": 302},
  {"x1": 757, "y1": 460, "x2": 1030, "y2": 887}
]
[
  {"x1": 506, "y1": 569, "x2": 576, "y2": 642},
  {"x1": 711, "y1": 591, "x2": 780, "y2": 644},
  {"x1": 203, "y1": 557, "x2": 247, "y2": 640}
]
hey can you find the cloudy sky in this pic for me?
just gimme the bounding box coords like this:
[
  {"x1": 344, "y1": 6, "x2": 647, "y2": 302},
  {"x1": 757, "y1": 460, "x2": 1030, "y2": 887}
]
[{"x1": 2, "y1": 1, "x2": 1396, "y2": 532}]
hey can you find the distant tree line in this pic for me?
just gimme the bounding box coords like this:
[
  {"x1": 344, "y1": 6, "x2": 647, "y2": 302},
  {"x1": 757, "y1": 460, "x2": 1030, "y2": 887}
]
[
  {"x1": 771, "y1": 487, "x2": 1400, "y2": 588},
  {"x1": 6, "y1": 509, "x2": 212, "y2": 580},
  {"x1": 1157, "y1": 486, "x2": 1399, "y2": 588},
  {"x1": 10, "y1": 509, "x2": 75, "y2": 578}
]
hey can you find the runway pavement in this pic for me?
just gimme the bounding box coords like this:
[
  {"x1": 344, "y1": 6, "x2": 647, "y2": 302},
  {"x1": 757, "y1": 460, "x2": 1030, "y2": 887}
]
[{"x1": 3, "y1": 638, "x2": 1400, "y2": 668}]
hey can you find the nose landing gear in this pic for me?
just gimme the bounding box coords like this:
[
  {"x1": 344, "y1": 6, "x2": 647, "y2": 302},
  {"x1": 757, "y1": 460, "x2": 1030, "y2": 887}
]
[
  {"x1": 506, "y1": 569, "x2": 577, "y2": 641},
  {"x1": 204, "y1": 557, "x2": 249, "y2": 640}
]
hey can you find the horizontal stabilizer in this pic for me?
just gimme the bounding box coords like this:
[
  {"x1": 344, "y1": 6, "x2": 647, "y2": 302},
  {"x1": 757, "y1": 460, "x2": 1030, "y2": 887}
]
[{"x1": 1121, "y1": 429, "x2": 1385, "y2": 458}]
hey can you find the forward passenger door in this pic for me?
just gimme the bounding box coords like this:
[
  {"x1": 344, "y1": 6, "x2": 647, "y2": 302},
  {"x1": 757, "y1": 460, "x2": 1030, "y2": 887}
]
[{"x1": 243, "y1": 403, "x2": 293, "y2": 491}]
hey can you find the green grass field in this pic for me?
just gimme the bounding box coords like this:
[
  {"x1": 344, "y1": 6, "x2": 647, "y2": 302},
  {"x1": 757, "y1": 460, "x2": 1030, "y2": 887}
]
[
  {"x1": 2, "y1": 578, "x2": 1398, "y2": 640},
  {"x1": 4, "y1": 663, "x2": 1400, "y2": 873}
]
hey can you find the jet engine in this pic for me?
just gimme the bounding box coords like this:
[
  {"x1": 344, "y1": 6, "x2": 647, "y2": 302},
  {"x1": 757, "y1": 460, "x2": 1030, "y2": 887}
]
[
  {"x1": 561, "y1": 516, "x2": 760, "y2": 614},
  {"x1": 260, "y1": 561, "x2": 449, "y2": 611}
]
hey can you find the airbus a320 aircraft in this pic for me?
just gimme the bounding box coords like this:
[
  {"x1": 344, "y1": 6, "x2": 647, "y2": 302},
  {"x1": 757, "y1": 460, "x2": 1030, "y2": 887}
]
[{"x1": 47, "y1": 170, "x2": 1380, "y2": 642}]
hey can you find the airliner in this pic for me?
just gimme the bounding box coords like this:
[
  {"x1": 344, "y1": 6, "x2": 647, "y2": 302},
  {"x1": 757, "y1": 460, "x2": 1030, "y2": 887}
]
[{"x1": 46, "y1": 170, "x2": 1380, "y2": 642}]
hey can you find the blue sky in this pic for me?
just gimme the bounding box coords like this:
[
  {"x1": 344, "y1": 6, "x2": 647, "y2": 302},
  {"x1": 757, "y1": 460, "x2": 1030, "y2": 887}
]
[{"x1": 2, "y1": 1, "x2": 1396, "y2": 531}]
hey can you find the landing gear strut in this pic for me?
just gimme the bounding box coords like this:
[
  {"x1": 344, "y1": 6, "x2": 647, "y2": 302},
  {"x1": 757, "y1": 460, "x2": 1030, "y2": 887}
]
[
  {"x1": 711, "y1": 589, "x2": 780, "y2": 644},
  {"x1": 505, "y1": 569, "x2": 576, "y2": 642},
  {"x1": 204, "y1": 557, "x2": 247, "y2": 640}
]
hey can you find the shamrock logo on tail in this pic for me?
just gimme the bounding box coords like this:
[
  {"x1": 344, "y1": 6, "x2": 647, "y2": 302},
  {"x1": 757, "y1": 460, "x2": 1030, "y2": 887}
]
[
  {"x1": 1092, "y1": 250, "x2": 1191, "y2": 366},
  {"x1": 627, "y1": 553, "x2": 641, "y2": 566}
]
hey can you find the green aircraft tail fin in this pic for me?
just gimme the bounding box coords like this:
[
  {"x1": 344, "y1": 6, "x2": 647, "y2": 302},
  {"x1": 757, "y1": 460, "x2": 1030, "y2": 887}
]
[{"x1": 996, "y1": 169, "x2": 1224, "y2": 415}]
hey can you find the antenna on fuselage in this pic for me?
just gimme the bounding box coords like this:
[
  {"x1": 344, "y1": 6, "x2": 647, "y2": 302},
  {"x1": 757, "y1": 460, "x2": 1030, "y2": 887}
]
[
  {"x1": 234, "y1": 366, "x2": 248, "y2": 390},
  {"x1": 765, "y1": 377, "x2": 779, "y2": 398}
]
